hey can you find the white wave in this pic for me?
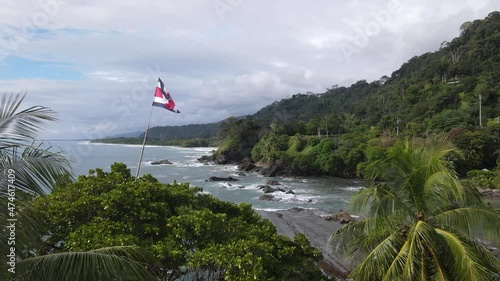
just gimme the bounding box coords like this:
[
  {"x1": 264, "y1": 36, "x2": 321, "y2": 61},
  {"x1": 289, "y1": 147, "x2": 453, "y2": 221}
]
[
  {"x1": 192, "y1": 147, "x2": 218, "y2": 152},
  {"x1": 243, "y1": 183, "x2": 263, "y2": 190},
  {"x1": 339, "y1": 186, "x2": 364, "y2": 192},
  {"x1": 253, "y1": 208, "x2": 287, "y2": 212},
  {"x1": 219, "y1": 182, "x2": 245, "y2": 189}
]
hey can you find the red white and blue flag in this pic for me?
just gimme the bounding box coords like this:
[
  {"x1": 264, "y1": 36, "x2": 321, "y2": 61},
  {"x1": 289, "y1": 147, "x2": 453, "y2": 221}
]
[{"x1": 153, "y1": 78, "x2": 180, "y2": 113}]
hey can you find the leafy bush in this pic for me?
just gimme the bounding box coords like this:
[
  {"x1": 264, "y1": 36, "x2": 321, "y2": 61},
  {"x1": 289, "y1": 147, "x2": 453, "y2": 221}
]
[{"x1": 31, "y1": 163, "x2": 326, "y2": 280}]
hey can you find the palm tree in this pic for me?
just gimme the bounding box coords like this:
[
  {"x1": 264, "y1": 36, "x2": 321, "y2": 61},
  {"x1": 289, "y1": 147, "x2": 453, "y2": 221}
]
[
  {"x1": 329, "y1": 136, "x2": 500, "y2": 281},
  {"x1": 15, "y1": 246, "x2": 159, "y2": 281},
  {"x1": 0, "y1": 93, "x2": 159, "y2": 281}
]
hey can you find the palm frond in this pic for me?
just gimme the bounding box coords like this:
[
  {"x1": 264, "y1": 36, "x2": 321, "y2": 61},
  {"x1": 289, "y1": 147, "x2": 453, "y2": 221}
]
[
  {"x1": 434, "y1": 207, "x2": 500, "y2": 244},
  {"x1": 435, "y1": 228, "x2": 500, "y2": 281},
  {"x1": 0, "y1": 143, "x2": 73, "y2": 196},
  {"x1": 329, "y1": 216, "x2": 401, "y2": 266},
  {"x1": 15, "y1": 246, "x2": 159, "y2": 281},
  {"x1": 0, "y1": 93, "x2": 57, "y2": 149},
  {"x1": 348, "y1": 231, "x2": 406, "y2": 281}
]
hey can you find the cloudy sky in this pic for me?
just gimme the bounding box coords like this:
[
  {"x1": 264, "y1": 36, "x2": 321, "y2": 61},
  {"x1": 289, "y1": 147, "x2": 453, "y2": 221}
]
[{"x1": 1, "y1": 0, "x2": 498, "y2": 139}]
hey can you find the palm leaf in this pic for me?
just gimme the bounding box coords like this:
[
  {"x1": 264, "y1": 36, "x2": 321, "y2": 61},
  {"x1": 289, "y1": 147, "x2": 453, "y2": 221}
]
[
  {"x1": 0, "y1": 143, "x2": 73, "y2": 197},
  {"x1": 348, "y1": 231, "x2": 406, "y2": 281},
  {"x1": 15, "y1": 246, "x2": 159, "y2": 281},
  {"x1": 434, "y1": 207, "x2": 500, "y2": 244},
  {"x1": 0, "y1": 93, "x2": 57, "y2": 149},
  {"x1": 435, "y1": 228, "x2": 500, "y2": 281}
]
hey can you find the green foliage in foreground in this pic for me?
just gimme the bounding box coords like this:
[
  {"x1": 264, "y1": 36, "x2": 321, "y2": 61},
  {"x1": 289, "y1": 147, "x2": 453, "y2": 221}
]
[
  {"x1": 329, "y1": 137, "x2": 500, "y2": 281},
  {"x1": 29, "y1": 163, "x2": 326, "y2": 281}
]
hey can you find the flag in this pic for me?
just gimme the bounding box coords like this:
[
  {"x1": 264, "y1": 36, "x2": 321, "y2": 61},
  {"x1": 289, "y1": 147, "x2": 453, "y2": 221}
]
[{"x1": 153, "y1": 78, "x2": 180, "y2": 113}]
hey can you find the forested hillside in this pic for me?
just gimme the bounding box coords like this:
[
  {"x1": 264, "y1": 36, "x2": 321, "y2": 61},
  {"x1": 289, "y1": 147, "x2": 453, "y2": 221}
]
[
  {"x1": 215, "y1": 12, "x2": 500, "y2": 188},
  {"x1": 253, "y1": 11, "x2": 500, "y2": 132}
]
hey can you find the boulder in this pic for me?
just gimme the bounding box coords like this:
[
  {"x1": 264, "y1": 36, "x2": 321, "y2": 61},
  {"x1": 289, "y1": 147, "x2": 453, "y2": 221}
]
[
  {"x1": 285, "y1": 190, "x2": 295, "y2": 195},
  {"x1": 325, "y1": 211, "x2": 354, "y2": 224},
  {"x1": 150, "y1": 159, "x2": 173, "y2": 165},
  {"x1": 208, "y1": 176, "x2": 239, "y2": 182},
  {"x1": 288, "y1": 207, "x2": 305, "y2": 213},
  {"x1": 238, "y1": 159, "x2": 256, "y2": 172},
  {"x1": 262, "y1": 164, "x2": 289, "y2": 177},
  {"x1": 197, "y1": 155, "x2": 214, "y2": 163},
  {"x1": 236, "y1": 172, "x2": 247, "y2": 176},
  {"x1": 262, "y1": 186, "x2": 276, "y2": 193},
  {"x1": 259, "y1": 195, "x2": 280, "y2": 201}
]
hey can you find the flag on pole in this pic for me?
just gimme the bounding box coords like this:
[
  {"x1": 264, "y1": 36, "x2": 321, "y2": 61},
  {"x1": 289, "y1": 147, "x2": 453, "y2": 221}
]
[{"x1": 153, "y1": 78, "x2": 180, "y2": 113}]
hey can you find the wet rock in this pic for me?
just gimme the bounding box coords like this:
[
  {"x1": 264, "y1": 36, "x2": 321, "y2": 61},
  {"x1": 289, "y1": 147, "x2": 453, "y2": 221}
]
[
  {"x1": 197, "y1": 155, "x2": 214, "y2": 163},
  {"x1": 262, "y1": 186, "x2": 276, "y2": 193},
  {"x1": 260, "y1": 163, "x2": 291, "y2": 177},
  {"x1": 208, "y1": 176, "x2": 239, "y2": 182},
  {"x1": 259, "y1": 195, "x2": 280, "y2": 201},
  {"x1": 236, "y1": 172, "x2": 247, "y2": 176},
  {"x1": 238, "y1": 159, "x2": 256, "y2": 172},
  {"x1": 260, "y1": 186, "x2": 286, "y2": 193},
  {"x1": 325, "y1": 211, "x2": 354, "y2": 224},
  {"x1": 285, "y1": 190, "x2": 295, "y2": 195},
  {"x1": 150, "y1": 159, "x2": 173, "y2": 165}
]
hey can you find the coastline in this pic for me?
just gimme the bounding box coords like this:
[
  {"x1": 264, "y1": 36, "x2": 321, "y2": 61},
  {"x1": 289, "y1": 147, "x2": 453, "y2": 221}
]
[{"x1": 256, "y1": 208, "x2": 350, "y2": 279}]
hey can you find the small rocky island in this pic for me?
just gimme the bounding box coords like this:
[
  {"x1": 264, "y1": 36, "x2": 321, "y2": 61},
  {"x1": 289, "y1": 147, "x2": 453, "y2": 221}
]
[{"x1": 150, "y1": 159, "x2": 173, "y2": 165}]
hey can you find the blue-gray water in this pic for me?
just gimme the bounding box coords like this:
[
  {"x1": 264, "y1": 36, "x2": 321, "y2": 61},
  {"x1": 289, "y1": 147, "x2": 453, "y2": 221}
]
[{"x1": 52, "y1": 141, "x2": 364, "y2": 213}]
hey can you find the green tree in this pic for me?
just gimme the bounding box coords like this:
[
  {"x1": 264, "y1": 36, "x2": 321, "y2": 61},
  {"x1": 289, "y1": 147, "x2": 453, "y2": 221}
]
[
  {"x1": 0, "y1": 94, "x2": 156, "y2": 281},
  {"x1": 330, "y1": 137, "x2": 500, "y2": 281},
  {"x1": 31, "y1": 163, "x2": 326, "y2": 281}
]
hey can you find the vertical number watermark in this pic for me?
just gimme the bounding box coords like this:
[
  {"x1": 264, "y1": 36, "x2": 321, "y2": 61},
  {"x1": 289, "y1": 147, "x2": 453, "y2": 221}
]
[{"x1": 6, "y1": 169, "x2": 16, "y2": 274}]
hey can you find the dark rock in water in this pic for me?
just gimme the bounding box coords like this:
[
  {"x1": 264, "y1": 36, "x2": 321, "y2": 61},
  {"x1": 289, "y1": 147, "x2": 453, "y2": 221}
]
[
  {"x1": 208, "y1": 176, "x2": 239, "y2": 182},
  {"x1": 238, "y1": 159, "x2": 256, "y2": 172},
  {"x1": 150, "y1": 159, "x2": 173, "y2": 165},
  {"x1": 259, "y1": 195, "x2": 280, "y2": 201},
  {"x1": 285, "y1": 190, "x2": 295, "y2": 195},
  {"x1": 214, "y1": 154, "x2": 227, "y2": 164},
  {"x1": 236, "y1": 172, "x2": 247, "y2": 176},
  {"x1": 325, "y1": 211, "x2": 354, "y2": 224},
  {"x1": 262, "y1": 186, "x2": 275, "y2": 193},
  {"x1": 261, "y1": 164, "x2": 289, "y2": 177},
  {"x1": 259, "y1": 185, "x2": 287, "y2": 193},
  {"x1": 197, "y1": 155, "x2": 215, "y2": 163},
  {"x1": 266, "y1": 180, "x2": 281, "y2": 185}
]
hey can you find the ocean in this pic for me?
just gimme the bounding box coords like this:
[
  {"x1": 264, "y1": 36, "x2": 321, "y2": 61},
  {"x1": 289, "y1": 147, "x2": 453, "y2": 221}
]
[{"x1": 52, "y1": 141, "x2": 365, "y2": 213}]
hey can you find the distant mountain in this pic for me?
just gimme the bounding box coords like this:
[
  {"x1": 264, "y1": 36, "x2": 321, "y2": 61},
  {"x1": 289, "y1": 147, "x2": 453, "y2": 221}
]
[
  {"x1": 139, "y1": 122, "x2": 221, "y2": 141},
  {"x1": 105, "y1": 131, "x2": 143, "y2": 139}
]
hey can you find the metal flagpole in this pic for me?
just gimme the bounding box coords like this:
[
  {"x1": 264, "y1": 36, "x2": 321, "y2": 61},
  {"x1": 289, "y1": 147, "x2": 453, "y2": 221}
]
[{"x1": 135, "y1": 104, "x2": 154, "y2": 178}]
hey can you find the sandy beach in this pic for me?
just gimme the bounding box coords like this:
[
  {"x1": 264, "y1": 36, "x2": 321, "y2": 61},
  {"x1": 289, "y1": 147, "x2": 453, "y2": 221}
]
[{"x1": 256, "y1": 208, "x2": 351, "y2": 279}]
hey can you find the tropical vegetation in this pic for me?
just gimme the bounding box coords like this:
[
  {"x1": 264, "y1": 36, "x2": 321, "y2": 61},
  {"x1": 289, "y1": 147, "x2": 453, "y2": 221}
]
[
  {"x1": 329, "y1": 137, "x2": 500, "y2": 281},
  {"x1": 113, "y1": 12, "x2": 500, "y2": 191},
  {"x1": 28, "y1": 163, "x2": 326, "y2": 281},
  {"x1": 1, "y1": 93, "x2": 162, "y2": 281}
]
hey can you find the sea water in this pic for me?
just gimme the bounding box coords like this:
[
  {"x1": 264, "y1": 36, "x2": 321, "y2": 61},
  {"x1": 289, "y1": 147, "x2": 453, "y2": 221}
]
[{"x1": 51, "y1": 141, "x2": 364, "y2": 213}]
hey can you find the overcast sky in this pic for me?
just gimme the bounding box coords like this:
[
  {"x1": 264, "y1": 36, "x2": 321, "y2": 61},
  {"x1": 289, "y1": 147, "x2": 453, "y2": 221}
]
[{"x1": 1, "y1": 0, "x2": 498, "y2": 140}]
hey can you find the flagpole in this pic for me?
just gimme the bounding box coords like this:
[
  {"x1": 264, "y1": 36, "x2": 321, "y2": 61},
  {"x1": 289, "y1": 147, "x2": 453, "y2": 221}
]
[{"x1": 135, "y1": 104, "x2": 154, "y2": 178}]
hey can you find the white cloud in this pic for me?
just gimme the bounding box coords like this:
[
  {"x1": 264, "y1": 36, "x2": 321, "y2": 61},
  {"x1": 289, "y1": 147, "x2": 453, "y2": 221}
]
[{"x1": 0, "y1": 0, "x2": 499, "y2": 139}]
